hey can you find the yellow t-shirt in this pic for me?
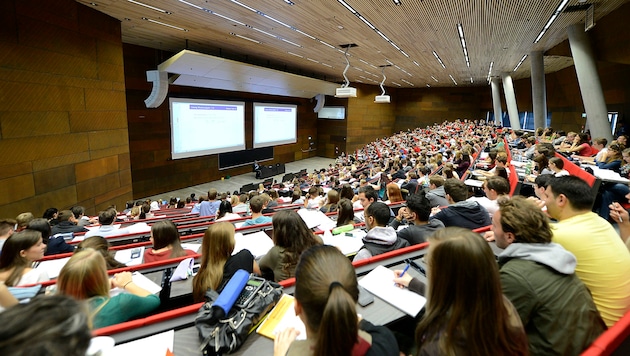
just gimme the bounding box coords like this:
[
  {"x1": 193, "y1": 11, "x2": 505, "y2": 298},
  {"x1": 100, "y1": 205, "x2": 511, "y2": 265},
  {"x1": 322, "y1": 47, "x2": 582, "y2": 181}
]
[{"x1": 552, "y1": 212, "x2": 630, "y2": 327}]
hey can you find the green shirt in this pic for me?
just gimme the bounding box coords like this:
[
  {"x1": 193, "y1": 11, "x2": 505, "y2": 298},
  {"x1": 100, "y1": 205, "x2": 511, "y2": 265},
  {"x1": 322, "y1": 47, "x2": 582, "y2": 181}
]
[{"x1": 89, "y1": 293, "x2": 160, "y2": 329}]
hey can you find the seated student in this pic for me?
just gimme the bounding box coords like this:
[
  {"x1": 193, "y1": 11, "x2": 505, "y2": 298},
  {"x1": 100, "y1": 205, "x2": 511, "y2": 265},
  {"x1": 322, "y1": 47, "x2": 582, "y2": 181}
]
[
  {"x1": 27, "y1": 218, "x2": 74, "y2": 256},
  {"x1": 595, "y1": 142, "x2": 623, "y2": 172},
  {"x1": 241, "y1": 195, "x2": 272, "y2": 227},
  {"x1": 199, "y1": 189, "x2": 221, "y2": 217},
  {"x1": 42, "y1": 208, "x2": 59, "y2": 226},
  {"x1": 232, "y1": 194, "x2": 249, "y2": 214},
  {"x1": 15, "y1": 212, "x2": 34, "y2": 232},
  {"x1": 51, "y1": 210, "x2": 88, "y2": 236},
  {"x1": 304, "y1": 186, "x2": 323, "y2": 209},
  {"x1": 0, "y1": 219, "x2": 16, "y2": 253},
  {"x1": 77, "y1": 236, "x2": 127, "y2": 270},
  {"x1": 492, "y1": 196, "x2": 606, "y2": 354},
  {"x1": 82, "y1": 208, "x2": 131, "y2": 240},
  {"x1": 70, "y1": 206, "x2": 97, "y2": 227},
  {"x1": 0, "y1": 230, "x2": 48, "y2": 286},
  {"x1": 319, "y1": 189, "x2": 339, "y2": 213},
  {"x1": 393, "y1": 227, "x2": 528, "y2": 356},
  {"x1": 390, "y1": 192, "x2": 444, "y2": 245},
  {"x1": 274, "y1": 245, "x2": 399, "y2": 356},
  {"x1": 431, "y1": 179, "x2": 491, "y2": 230},
  {"x1": 562, "y1": 133, "x2": 596, "y2": 156},
  {"x1": 192, "y1": 222, "x2": 261, "y2": 302},
  {"x1": 547, "y1": 157, "x2": 570, "y2": 177},
  {"x1": 467, "y1": 176, "x2": 510, "y2": 218},
  {"x1": 0, "y1": 295, "x2": 91, "y2": 356},
  {"x1": 353, "y1": 202, "x2": 409, "y2": 262},
  {"x1": 57, "y1": 249, "x2": 160, "y2": 329},
  {"x1": 425, "y1": 176, "x2": 449, "y2": 208},
  {"x1": 259, "y1": 210, "x2": 322, "y2": 282},
  {"x1": 143, "y1": 220, "x2": 196, "y2": 263},
  {"x1": 215, "y1": 200, "x2": 241, "y2": 221},
  {"x1": 336, "y1": 198, "x2": 359, "y2": 227}
]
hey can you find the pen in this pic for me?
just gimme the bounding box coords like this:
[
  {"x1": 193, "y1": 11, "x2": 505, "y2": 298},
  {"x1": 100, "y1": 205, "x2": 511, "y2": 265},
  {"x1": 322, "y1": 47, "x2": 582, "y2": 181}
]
[{"x1": 398, "y1": 263, "x2": 410, "y2": 278}]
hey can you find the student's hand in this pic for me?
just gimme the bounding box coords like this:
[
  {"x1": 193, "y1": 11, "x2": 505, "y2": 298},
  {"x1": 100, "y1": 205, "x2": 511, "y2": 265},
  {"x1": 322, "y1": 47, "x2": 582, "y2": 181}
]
[
  {"x1": 484, "y1": 231, "x2": 495, "y2": 242},
  {"x1": 431, "y1": 207, "x2": 441, "y2": 215},
  {"x1": 274, "y1": 327, "x2": 300, "y2": 356},
  {"x1": 111, "y1": 271, "x2": 133, "y2": 289},
  {"x1": 609, "y1": 202, "x2": 629, "y2": 224},
  {"x1": 393, "y1": 270, "x2": 413, "y2": 288},
  {"x1": 526, "y1": 197, "x2": 546, "y2": 210}
]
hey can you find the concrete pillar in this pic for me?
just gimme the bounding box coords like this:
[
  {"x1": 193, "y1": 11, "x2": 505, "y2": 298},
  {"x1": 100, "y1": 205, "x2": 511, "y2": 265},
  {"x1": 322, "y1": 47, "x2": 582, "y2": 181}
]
[
  {"x1": 530, "y1": 51, "x2": 547, "y2": 130},
  {"x1": 568, "y1": 24, "x2": 612, "y2": 142},
  {"x1": 491, "y1": 78, "x2": 503, "y2": 125},
  {"x1": 501, "y1": 73, "x2": 521, "y2": 129}
]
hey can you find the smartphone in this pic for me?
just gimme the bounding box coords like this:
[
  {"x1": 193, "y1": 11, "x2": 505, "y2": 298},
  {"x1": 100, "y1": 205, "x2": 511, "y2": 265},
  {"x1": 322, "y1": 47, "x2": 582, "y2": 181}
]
[
  {"x1": 358, "y1": 285, "x2": 374, "y2": 307},
  {"x1": 130, "y1": 248, "x2": 141, "y2": 259}
]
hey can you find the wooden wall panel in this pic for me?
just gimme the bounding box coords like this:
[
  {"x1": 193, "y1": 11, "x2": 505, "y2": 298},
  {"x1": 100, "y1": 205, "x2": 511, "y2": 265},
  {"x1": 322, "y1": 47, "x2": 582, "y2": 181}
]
[{"x1": 0, "y1": 0, "x2": 132, "y2": 218}]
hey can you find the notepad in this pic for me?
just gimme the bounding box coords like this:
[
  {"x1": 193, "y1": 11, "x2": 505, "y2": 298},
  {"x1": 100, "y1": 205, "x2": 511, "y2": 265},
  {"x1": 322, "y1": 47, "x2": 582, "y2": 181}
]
[
  {"x1": 256, "y1": 294, "x2": 307, "y2": 340},
  {"x1": 358, "y1": 265, "x2": 426, "y2": 317},
  {"x1": 35, "y1": 257, "x2": 71, "y2": 279},
  {"x1": 321, "y1": 229, "x2": 366, "y2": 256},
  {"x1": 233, "y1": 231, "x2": 274, "y2": 258},
  {"x1": 109, "y1": 271, "x2": 162, "y2": 297}
]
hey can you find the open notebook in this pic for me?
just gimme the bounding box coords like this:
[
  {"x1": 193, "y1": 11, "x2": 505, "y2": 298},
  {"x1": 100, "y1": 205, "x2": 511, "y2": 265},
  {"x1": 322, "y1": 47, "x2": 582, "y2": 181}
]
[
  {"x1": 358, "y1": 265, "x2": 426, "y2": 317},
  {"x1": 256, "y1": 294, "x2": 307, "y2": 341}
]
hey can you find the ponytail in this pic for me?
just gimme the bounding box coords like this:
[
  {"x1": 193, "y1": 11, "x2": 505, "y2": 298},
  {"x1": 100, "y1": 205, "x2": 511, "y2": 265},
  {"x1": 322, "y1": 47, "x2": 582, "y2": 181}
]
[{"x1": 314, "y1": 283, "x2": 358, "y2": 356}]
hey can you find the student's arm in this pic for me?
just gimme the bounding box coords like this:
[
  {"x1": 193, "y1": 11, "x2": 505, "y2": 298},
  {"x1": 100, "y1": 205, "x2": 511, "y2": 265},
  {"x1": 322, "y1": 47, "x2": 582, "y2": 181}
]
[
  {"x1": 112, "y1": 271, "x2": 153, "y2": 297},
  {"x1": 253, "y1": 260, "x2": 262, "y2": 276},
  {"x1": 610, "y1": 202, "x2": 630, "y2": 244},
  {"x1": 0, "y1": 282, "x2": 18, "y2": 308}
]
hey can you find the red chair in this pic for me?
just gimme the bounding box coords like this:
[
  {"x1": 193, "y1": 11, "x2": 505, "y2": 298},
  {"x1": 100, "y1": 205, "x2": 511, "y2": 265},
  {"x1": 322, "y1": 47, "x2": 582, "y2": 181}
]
[{"x1": 581, "y1": 309, "x2": 630, "y2": 356}]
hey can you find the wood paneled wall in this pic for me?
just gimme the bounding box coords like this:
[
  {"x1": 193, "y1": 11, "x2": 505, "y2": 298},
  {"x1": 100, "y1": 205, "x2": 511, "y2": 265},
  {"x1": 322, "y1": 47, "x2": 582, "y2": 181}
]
[
  {"x1": 0, "y1": 0, "x2": 132, "y2": 217},
  {"x1": 124, "y1": 44, "x2": 319, "y2": 199}
]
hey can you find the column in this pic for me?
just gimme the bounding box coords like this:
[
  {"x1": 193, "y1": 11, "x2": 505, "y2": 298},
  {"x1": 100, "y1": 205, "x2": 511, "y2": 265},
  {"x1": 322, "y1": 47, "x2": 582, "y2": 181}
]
[
  {"x1": 501, "y1": 73, "x2": 521, "y2": 129},
  {"x1": 568, "y1": 24, "x2": 612, "y2": 142},
  {"x1": 530, "y1": 51, "x2": 547, "y2": 130},
  {"x1": 490, "y1": 78, "x2": 503, "y2": 125}
]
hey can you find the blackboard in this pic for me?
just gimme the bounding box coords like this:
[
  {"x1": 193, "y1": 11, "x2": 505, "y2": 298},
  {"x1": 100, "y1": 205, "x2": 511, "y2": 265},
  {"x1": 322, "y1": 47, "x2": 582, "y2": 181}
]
[{"x1": 218, "y1": 147, "x2": 274, "y2": 170}]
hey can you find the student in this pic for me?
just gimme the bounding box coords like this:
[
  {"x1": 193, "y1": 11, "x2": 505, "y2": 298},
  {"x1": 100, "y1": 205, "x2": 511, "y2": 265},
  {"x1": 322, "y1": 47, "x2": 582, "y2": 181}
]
[
  {"x1": 50, "y1": 210, "x2": 89, "y2": 235},
  {"x1": 544, "y1": 176, "x2": 630, "y2": 327},
  {"x1": 199, "y1": 188, "x2": 222, "y2": 217},
  {"x1": 353, "y1": 202, "x2": 409, "y2": 262},
  {"x1": 336, "y1": 198, "x2": 358, "y2": 227},
  {"x1": 430, "y1": 179, "x2": 491, "y2": 229},
  {"x1": 0, "y1": 219, "x2": 16, "y2": 253},
  {"x1": 215, "y1": 200, "x2": 241, "y2": 221},
  {"x1": 319, "y1": 189, "x2": 339, "y2": 213},
  {"x1": 77, "y1": 236, "x2": 127, "y2": 270},
  {"x1": 547, "y1": 157, "x2": 569, "y2": 177},
  {"x1": 143, "y1": 220, "x2": 196, "y2": 263},
  {"x1": 0, "y1": 295, "x2": 91, "y2": 355},
  {"x1": 493, "y1": 196, "x2": 606, "y2": 354},
  {"x1": 393, "y1": 227, "x2": 528, "y2": 355},
  {"x1": 273, "y1": 245, "x2": 399, "y2": 356},
  {"x1": 241, "y1": 195, "x2": 272, "y2": 227},
  {"x1": 390, "y1": 192, "x2": 444, "y2": 245},
  {"x1": 57, "y1": 249, "x2": 160, "y2": 329},
  {"x1": 259, "y1": 210, "x2": 322, "y2": 282},
  {"x1": 0, "y1": 230, "x2": 48, "y2": 286},
  {"x1": 27, "y1": 218, "x2": 75, "y2": 256},
  {"x1": 83, "y1": 208, "x2": 131, "y2": 239},
  {"x1": 192, "y1": 222, "x2": 261, "y2": 302}
]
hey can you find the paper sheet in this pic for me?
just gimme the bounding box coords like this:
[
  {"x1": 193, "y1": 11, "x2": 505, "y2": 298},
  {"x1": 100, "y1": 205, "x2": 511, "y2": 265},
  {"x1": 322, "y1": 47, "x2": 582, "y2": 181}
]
[
  {"x1": 111, "y1": 329, "x2": 175, "y2": 355},
  {"x1": 35, "y1": 257, "x2": 71, "y2": 279},
  {"x1": 114, "y1": 247, "x2": 145, "y2": 266},
  {"x1": 358, "y1": 265, "x2": 426, "y2": 317},
  {"x1": 109, "y1": 271, "x2": 162, "y2": 297},
  {"x1": 321, "y1": 229, "x2": 366, "y2": 256},
  {"x1": 233, "y1": 231, "x2": 274, "y2": 258}
]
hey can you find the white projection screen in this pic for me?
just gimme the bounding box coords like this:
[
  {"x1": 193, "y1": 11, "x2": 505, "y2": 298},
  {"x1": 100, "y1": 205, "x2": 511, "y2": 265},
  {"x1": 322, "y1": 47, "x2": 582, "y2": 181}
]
[
  {"x1": 253, "y1": 103, "x2": 297, "y2": 148},
  {"x1": 170, "y1": 98, "x2": 245, "y2": 159}
]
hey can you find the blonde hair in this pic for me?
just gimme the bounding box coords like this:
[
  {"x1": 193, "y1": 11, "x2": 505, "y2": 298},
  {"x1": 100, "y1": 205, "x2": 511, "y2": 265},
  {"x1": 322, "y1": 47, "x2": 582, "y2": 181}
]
[
  {"x1": 192, "y1": 222, "x2": 235, "y2": 302},
  {"x1": 58, "y1": 249, "x2": 110, "y2": 300}
]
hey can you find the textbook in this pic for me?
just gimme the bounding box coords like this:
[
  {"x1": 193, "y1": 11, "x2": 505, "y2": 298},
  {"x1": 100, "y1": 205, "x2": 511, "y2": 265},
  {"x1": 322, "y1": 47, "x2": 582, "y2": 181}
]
[
  {"x1": 358, "y1": 265, "x2": 426, "y2": 317},
  {"x1": 256, "y1": 294, "x2": 307, "y2": 340}
]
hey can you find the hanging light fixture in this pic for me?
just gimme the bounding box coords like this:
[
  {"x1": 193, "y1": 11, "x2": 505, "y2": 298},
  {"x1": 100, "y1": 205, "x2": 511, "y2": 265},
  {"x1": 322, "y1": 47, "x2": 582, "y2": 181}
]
[{"x1": 375, "y1": 65, "x2": 392, "y2": 103}]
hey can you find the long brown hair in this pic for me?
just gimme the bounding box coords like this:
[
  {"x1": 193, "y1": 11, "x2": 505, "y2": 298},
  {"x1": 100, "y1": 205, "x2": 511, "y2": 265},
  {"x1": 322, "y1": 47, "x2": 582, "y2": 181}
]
[
  {"x1": 150, "y1": 220, "x2": 185, "y2": 259},
  {"x1": 294, "y1": 245, "x2": 359, "y2": 356},
  {"x1": 0, "y1": 230, "x2": 42, "y2": 286},
  {"x1": 386, "y1": 182, "x2": 404, "y2": 203},
  {"x1": 192, "y1": 222, "x2": 235, "y2": 302},
  {"x1": 58, "y1": 249, "x2": 110, "y2": 300},
  {"x1": 77, "y1": 236, "x2": 127, "y2": 270},
  {"x1": 336, "y1": 199, "x2": 355, "y2": 227},
  {"x1": 415, "y1": 227, "x2": 528, "y2": 355},
  {"x1": 271, "y1": 210, "x2": 321, "y2": 279}
]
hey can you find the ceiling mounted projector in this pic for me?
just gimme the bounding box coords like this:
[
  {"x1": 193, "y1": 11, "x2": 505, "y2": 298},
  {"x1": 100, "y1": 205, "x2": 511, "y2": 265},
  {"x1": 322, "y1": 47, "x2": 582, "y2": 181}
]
[
  {"x1": 335, "y1": 87, "x2": 357, "y2": 98},
  {"x1": 374, "y1": 95, "x2": 390, "y2": 103}
]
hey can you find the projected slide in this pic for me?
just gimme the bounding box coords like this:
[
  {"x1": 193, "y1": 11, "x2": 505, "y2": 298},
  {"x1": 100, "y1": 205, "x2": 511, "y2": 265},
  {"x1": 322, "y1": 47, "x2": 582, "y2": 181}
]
[
  {"x1": 253, "y1": 103, "x2": 297, "y2": 148},
  {"x1": 170, "y1": 98, "x2": 245, "y2": 159}
]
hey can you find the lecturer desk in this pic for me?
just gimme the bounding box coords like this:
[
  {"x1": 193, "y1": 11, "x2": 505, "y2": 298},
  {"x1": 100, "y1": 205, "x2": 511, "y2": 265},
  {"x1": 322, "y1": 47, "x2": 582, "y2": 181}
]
[{"x1": 107, "y1": 244, "x2": 430, "y2": 355}]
